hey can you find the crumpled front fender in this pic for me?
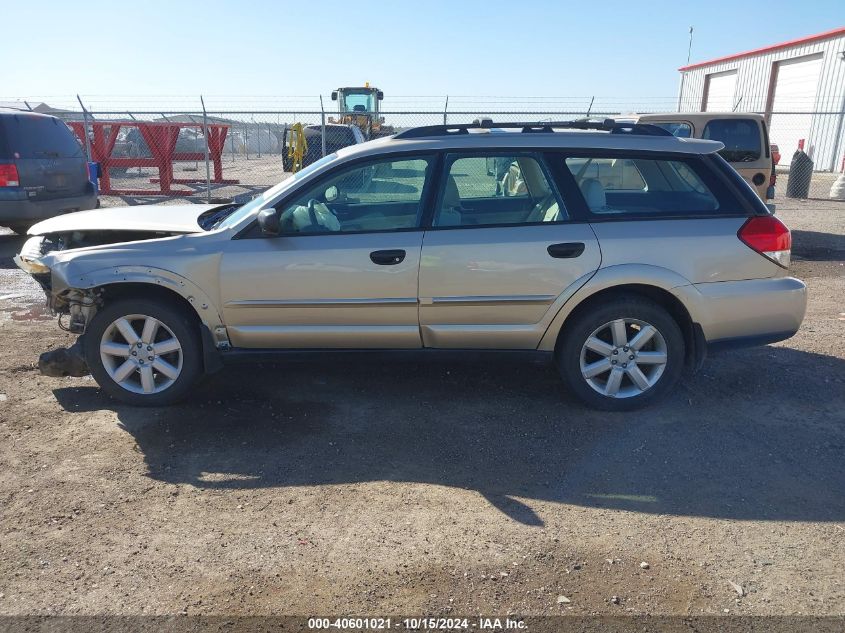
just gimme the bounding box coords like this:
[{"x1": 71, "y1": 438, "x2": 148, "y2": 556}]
[{"x1": 48, "y1": 261, "x2": 225, "y2": 330}]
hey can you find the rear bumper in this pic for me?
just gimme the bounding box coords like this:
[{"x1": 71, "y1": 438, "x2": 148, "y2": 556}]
[
  {"x1": 0, "y1": 190, "x2": 97, "y2": 225},
  {"x1": 681, "y1": 276, "x2": 807, "y2": 347}
]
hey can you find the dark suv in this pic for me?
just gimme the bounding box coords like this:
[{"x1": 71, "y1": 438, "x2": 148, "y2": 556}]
[{"x1": 0, "y1": 109, "x2": 97, "y2": 234}]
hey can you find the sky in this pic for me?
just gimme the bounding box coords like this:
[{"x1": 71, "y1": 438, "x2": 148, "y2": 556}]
[{"x1": 3, "y1": 0, "x2": 843, "y2": 109}]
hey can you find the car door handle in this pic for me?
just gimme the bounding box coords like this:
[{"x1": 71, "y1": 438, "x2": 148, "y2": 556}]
[
  {"x1": 370, "y1": 249, "x2": 406, "y2": 265},
  {"x1": 547, "y1": 242, "x2": 585, "y2": 259}
]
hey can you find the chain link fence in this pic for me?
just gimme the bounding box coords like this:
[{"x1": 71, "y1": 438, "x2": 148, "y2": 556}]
[{"x1": 4, "y1": 96, "x2": 844, "y2": 204}]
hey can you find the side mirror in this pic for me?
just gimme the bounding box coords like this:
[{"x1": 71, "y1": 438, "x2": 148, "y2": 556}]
[
  {"x1": 331, "y1": 91, "x2": 338, "y2": 101},
  {"x1": 376, "y1": 91, "x2": 384, "y2": 101},
  {"x1": 257, "y1": 208, "x2": 280, "y2": 236}
]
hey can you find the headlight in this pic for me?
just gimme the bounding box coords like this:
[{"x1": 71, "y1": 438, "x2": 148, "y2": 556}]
[
  {"x1": 13, "y1": 253, "x2": 50, "y2": 274},
  {"x1": 14, "y1": 236, "x2": 51, "y2": 274}
]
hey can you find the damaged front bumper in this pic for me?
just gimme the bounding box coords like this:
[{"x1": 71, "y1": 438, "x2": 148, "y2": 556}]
[
  {"x1": 38, "y1": 338, "x2": 89, "y2": 378},
  {"x1": 15, "y1": 244, "x2": 101, "y2": 335}
]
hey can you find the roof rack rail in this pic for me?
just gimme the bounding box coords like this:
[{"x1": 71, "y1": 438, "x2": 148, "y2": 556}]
[{"x1": 394, "y1": 119, "x2": 673, "y2": 139}]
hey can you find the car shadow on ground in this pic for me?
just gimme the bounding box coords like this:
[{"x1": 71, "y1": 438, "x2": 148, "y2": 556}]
[
  {"x1": 791, "y1": 229, "x2": 845, "y2": 261},
  {"x1": 52, "y1": 344, "x2": 845, "y2": 527}
]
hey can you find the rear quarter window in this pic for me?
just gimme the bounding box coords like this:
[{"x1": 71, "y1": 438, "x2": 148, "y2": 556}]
[
  {"x1": 702, "y1": 118, "x2": 762, "y2": 163},
  {"x1": 0, "y1": 114, "x2": 83, "y2": 159},
  {"x1": 557, "y1": 153, "x2": 746, "y2": 219}
]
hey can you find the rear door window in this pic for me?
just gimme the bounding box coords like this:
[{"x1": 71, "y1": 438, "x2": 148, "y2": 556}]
[
  {"x1": 561, "y1": 154, "x2": 730, "y2": 217},
  {"x1": 0, "y1": 114, "x2": 83, "y2": 159},
  {"x1": 702, "y1": 118, "x2": 761, "y2": 163},
  {"x1": 433, "y1": 154, "x2": 567, "y2": 227}
]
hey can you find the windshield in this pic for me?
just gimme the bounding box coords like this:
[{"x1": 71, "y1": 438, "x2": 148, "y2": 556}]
[
  {"x1": 341, "y1": 91, "x2": 375, "y2": 113},
  {"x1": 216, "y1": 153, "x2": 339, "y2": 229}
]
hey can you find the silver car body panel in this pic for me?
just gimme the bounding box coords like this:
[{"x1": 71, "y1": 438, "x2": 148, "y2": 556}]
[
  {"x1": 678, "y1": 276, "x2": 807, "y2": 342},
  {"x1": 588, "y1": 218, "x2": 780, "y2": 283},
  {"x1": 20, "y1": 130, "x2": 806, "y2": 357},
  {"x1": 419, "y1": 223, "x2": 601, "y2": 348},
  {"x1": 219, "y1": 231, "x2": 425, "y2": 348}
]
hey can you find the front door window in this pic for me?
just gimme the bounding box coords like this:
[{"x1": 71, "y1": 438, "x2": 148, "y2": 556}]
[{"x1": 277, "y1": 156, "x2": 433, "y2": 234}]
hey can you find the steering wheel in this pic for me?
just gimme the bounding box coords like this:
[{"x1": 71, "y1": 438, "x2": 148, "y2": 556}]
[{"x1": 306, "y1": 198, "x2": 341, "y2": 232}]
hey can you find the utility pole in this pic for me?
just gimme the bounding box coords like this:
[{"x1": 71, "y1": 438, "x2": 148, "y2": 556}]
[
  {"x1": 687, "y1": 26, "x2": 694, "y2": 66},
  {"x1": 677, "y1": 26, "x2": 694, "y2": 112}
]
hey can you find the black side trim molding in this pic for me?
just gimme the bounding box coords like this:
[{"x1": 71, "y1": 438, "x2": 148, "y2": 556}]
[
  {"x1": 218, "y1": 348, "x2": 554, "y2": 366},
  {"x1": 706, "y1": 330, "x2": 798, "y2": 354}
]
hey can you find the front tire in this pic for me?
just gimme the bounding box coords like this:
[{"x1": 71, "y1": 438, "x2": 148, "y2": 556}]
[
  {"x1": 557, "y1": 296, "x2": 684, "y2": 411},
  {"x1": 83, "y1": 298, "x2": 202, "y2": 406}
]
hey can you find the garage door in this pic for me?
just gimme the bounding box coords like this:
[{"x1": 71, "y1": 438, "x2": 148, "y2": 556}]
[
  {"x1": 704, "y1": 70, "x2": 738, "y2": 111},
  {"x1": 768, "y1": 54, "x2": 823, "y2": 166}
]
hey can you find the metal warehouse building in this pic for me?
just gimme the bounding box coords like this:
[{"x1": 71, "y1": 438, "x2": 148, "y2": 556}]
[{"x1": 677, "y1": 26, "x2": 845, "y2": 171}]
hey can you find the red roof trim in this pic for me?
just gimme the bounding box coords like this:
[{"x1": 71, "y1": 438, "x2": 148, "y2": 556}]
[{"x1": 679, "y1": 26, "x2": 845, "y2": 71}]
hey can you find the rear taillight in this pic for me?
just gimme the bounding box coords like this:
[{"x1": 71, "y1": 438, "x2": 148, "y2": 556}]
[
  {"x1": 738, "y1": 215, "x2": 791, "y2": 268},
  {"x1": 0, "y1": 164, "x2": 20, "y2": 187}
]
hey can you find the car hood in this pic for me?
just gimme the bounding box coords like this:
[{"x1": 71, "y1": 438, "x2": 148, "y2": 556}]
[{"x1": 27, "y1": 203, "x2": 229, "y2": 235}]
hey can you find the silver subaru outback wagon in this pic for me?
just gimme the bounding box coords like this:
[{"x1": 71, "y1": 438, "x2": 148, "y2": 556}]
[{"x1": 15, "y1": 120, "x2": 807, "y2": 410}]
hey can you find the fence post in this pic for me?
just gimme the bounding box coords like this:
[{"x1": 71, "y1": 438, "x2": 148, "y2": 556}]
[
  {"x1": 320, "y1": 95, "x2": 327, "y2": 157},
  {"x1": 126, "y1": 112, "x2": 139, "y2": 175},
  {"x1": 829, "y1": 93, "x2": 845, "y2": 172},
  {"x1": 200, "y1": 95, "x2": 211, "y2": 203},
  {"x1": 443, "y1": 96, "x2": 449, "y2": 125},
  {"x1": 76, "y1": 94, "x2": 92, "y2": 163}
]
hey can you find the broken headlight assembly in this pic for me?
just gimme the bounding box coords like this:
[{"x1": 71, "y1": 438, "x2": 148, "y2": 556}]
[{"x1": 13, "y1": 236, "x2": 51, "y2": 274}]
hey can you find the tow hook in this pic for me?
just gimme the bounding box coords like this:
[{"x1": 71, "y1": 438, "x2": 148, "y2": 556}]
[{"x1": 38, "y1": 337, "x2": 89, "y2": 378}]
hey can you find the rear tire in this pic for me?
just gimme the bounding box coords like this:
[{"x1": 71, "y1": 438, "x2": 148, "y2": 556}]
[
  {"x1": 557, "y1": 295, "x2": 684, "y2": 411},
  {"x1": 83, "y1": 298, "x2": 202, "y2": 406}
]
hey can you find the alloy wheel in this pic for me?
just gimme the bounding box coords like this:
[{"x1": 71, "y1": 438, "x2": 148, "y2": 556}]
[
  {"x1": 99, "y1": 314, "x2": 183, "y2": 395},
  {"x1": 579, "y1": 318, "x2": 668, "y2": 398}
]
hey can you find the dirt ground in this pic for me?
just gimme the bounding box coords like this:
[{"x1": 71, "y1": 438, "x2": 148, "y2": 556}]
[{"x1": 0, "y1": 199, "x2": 843, "y2": 618}]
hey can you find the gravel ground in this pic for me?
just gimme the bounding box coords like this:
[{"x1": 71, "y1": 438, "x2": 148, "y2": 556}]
[{"x1": 0, "y1": 200, "x2": 843, "y2": 618}]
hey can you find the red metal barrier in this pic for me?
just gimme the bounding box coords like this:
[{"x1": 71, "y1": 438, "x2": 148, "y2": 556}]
[{"x1": 68, "y1": 121, "x2": 239, "y2": 196}]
